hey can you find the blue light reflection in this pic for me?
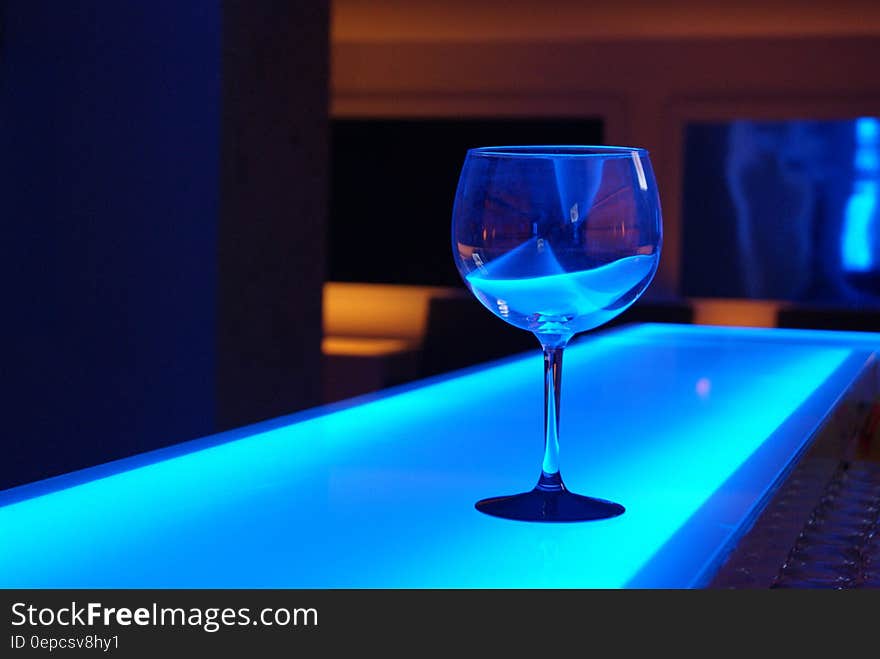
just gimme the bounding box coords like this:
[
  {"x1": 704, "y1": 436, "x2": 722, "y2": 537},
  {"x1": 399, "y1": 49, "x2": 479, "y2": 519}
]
[
  {"x1": 842, "y1": 118, "x2": 880, "y2": 272},
  {"x1": 685, "y1": 117, "x2": 880, "y2": 301}
]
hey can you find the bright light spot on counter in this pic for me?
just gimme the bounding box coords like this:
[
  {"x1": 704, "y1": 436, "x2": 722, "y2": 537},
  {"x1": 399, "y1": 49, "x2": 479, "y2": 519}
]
[{"x1": 695, "y1": 377, "x2": 711, "y2": 399}]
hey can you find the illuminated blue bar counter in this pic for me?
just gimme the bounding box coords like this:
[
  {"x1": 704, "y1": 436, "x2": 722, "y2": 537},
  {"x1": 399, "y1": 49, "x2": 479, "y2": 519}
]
[{"x1": 1, "y1": 324, "x2": 878, "y2": 588}]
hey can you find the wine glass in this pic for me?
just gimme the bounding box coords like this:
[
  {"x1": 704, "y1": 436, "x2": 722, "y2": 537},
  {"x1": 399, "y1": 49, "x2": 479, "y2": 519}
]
[{"x1": 452, "y1": 145, "x2": 662, "y2": 522}]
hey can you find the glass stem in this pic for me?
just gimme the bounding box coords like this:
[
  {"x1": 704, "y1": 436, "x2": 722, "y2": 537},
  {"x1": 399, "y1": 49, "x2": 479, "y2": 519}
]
[{"x1": 538, "y1": 345, "x2": 566, "y2": 492}]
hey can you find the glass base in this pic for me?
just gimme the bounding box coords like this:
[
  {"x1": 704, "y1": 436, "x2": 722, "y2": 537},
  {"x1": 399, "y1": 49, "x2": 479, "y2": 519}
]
[{"x1": 475, "y1": 488, "x2": 625, "y2": 522}]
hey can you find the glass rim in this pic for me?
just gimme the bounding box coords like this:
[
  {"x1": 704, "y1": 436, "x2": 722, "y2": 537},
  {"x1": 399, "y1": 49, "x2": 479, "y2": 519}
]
[{"x1": 467, "y1": 145, "x2": 649, "y2": 158}]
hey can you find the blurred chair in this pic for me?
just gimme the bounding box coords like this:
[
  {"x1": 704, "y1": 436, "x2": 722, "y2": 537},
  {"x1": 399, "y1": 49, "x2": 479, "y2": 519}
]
[
  {"x1": 419, "y1": 291, "x2": 536, "y2": 379},
  {"x1": 322, "y1": 282, "x2": 458, "y2": 402},
  {"x1": 777, "y1": 306, "x2": 880, "y2": 332},
  {"x1": 603, "y1": 299, "x2": 695, "y2": 330},
  {"x1": 324, "y1": 281, "x2": 695, "y2": 399},
  {"x1": 690, "y1": 298, "x2": 779, "y2": 328},
  {"x1": 419, "y1": 292, "x2": 694, "y2": 378}
]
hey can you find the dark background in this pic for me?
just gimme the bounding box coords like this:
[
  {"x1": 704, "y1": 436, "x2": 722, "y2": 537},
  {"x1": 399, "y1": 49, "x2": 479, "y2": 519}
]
[
  {"x1": 3, "y1": 1, "x2": 880, "y2": 492},
  {"x1": 329, "y1": 118, "x2": 602, "y2": 286}
]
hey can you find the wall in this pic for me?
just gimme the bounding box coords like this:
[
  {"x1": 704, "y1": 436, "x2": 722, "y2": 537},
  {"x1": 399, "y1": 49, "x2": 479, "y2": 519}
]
[
  {"x1": 333, "y1": 0, "x2": 880, "y2": 41},
  {"x1": 330, "y1": 1, "x2": 880, "y2": 297},
  {"x1": 0, "y1": 1, "x2": 220, "y2": 488},
  {"x1": 0, "y1": 1, "x2": 327, "y2": 489}
]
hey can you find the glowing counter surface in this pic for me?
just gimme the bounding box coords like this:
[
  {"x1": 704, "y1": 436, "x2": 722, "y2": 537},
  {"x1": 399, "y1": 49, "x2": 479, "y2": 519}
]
[{"x1": 2, "y1": 324, "x2": 879, "y2": 588}]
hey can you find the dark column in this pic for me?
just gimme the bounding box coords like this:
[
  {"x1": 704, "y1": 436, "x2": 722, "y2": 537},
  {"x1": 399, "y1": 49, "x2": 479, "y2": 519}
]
[
  {"x1": 217, "y1": 2, "x2": 327, "y2": 429},
  {"x1": 0, "y1": 1, "x2": 327, "y2": 490}
]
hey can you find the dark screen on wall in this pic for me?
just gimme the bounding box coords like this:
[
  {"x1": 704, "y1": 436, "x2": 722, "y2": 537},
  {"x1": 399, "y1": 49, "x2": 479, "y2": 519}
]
[{"x1": 329, "y1": 118, "x2": 604, "y2": 287}]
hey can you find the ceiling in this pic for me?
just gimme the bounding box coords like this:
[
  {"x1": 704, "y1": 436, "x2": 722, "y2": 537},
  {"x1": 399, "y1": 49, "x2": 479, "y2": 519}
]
[{"x1": 333, "y1": 0, "x2": 880, "y2": 42}]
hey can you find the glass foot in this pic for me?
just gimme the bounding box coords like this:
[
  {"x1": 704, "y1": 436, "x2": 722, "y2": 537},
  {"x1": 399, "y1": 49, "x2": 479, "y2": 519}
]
[{"x1": 475, "y1": 488, "x2": 625, "y2": 522}]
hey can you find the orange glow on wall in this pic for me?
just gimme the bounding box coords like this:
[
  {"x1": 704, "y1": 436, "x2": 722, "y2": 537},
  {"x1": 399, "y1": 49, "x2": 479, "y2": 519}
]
[
  {"x1": 322, "y1": 336, "x2": 417, "y2": 356},
  {"x1": 692, "y1": 298, "x2": 781, "y2": 328},
  {"x1": 323, "y1": 281, "x2": 460, "y2": 342}
]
